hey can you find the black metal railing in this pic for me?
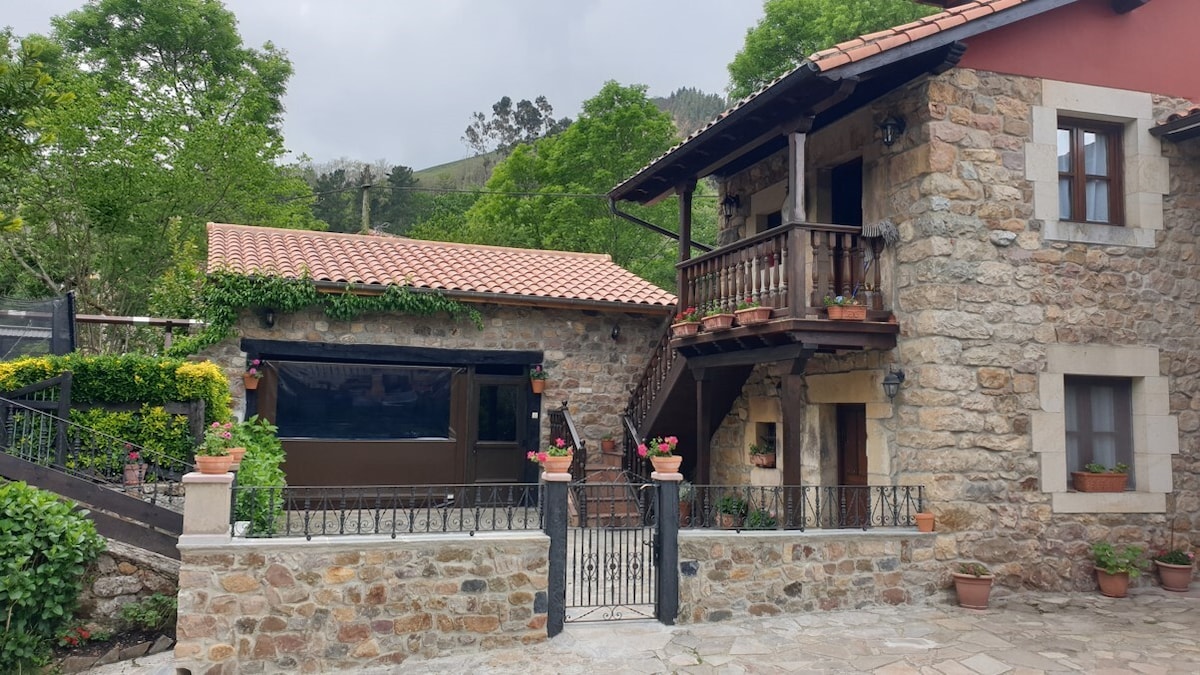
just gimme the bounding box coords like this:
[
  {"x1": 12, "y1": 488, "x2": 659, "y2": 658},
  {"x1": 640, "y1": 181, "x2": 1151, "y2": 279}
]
[
  {"x1": 0, "y1": 395, "x2": 192, "y2": 509},
  {"x1": 230, "y1": 483, "x2": 544, "y2": 539},
  {"x1": 548, "y1": 401, "x2": 587, "y2": 481},
  {"x1": 680, "y1": 484, "x2": 924, "y2": 531}
]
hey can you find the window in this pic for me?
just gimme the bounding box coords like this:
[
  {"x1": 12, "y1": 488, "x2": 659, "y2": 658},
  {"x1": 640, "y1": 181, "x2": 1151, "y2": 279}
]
[
  {"x1": 1057, "y1": 118, "x2": 1123, "y2": 225},
  {"x1": 1064, "y1": 376, "x2": 1132, "y2": 489}
]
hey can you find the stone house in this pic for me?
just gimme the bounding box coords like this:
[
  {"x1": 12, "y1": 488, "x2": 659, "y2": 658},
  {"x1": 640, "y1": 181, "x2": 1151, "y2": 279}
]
[
  {"x1": 204, "y1": 222, "x2": 673, "y2": 486},
  {"x1": 608, "y1": 0, "x2": 1200, "y2": 591}
]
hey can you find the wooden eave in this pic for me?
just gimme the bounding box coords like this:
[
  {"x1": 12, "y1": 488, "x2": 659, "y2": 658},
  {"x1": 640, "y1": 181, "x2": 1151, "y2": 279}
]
[
  {"x1": 1150, "y1": 111, "x2": 1200, "y2": 143},
  {"x1": 671, "y1": 318, "x2": 899, "y2": 366}
]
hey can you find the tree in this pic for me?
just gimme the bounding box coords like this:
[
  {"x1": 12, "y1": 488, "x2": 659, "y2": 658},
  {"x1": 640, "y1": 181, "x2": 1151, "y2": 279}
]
[
  {"x1": 727, "y1": 0, "x2": 935, "y2": 99},
  {"x1": 462, "y1": 95, "x2": 571, "y2": 157},
  {"x1": 651, "y1": 87, "x2": 728, "y2": 137}
]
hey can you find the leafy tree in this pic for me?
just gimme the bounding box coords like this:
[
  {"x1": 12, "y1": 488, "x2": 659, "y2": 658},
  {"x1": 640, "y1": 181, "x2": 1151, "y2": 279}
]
[
  {"x1": 462, "y1": 95, "x2": 571, "y2": 158},
  {"x1": 728, "y1": 0, "x2": 935, "y2": 99},
  {"x1": 651, "y1": 87, "x2": 728, "y2": 137}
]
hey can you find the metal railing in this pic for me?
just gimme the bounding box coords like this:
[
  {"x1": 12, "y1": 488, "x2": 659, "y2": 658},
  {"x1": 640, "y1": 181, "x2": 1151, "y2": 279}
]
[
  {"x1": 548, "y1": 401, "x2": 587, "y2": 482},
  {"x1": 230, "y1": 483, "x2": 544, "y2": 539},
  {"x1": 680, "y1": 484, "x2": 924, "y2": 531},
  {"x1": 0, "y1": 395, "x2": 192, "y2": 509}
]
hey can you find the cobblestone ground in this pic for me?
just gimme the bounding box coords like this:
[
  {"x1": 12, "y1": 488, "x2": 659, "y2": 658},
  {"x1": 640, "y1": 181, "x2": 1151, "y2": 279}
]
[{"x1": 98, "y1": 587, "x2": 1199, "y2": 674}]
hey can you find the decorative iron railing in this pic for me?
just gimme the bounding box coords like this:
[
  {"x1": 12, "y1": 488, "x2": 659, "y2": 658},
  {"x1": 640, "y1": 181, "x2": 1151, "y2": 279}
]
[
  {"x1": 678, "y1": 221, "x2": 886, "y2": 317},
  {"x1": 681, "y1": 484, "x2": 924, "y2": 531},
  {"x1": 230, "y1": 483, "x2": 544, "y2": 539},
  {"x1": 548, "y1": 401, "x2": 587, "y2": 481},
  {"x1": 0, "y1": 394, "x2": 192, "y2": 509},
  {"x1": 624, "y1": 325, "x2": 677, "y2": 437}
]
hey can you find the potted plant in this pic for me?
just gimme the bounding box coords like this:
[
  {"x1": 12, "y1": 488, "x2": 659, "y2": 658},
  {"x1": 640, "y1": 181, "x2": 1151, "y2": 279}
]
[
  {"x1": 678, "y1": 481, "x2": 694, "y2": 527},
  {"x1": 122, "y1": 443, "x2": 146, "y2": 486},
  {"x1": 823, "y1": 294, "x2": 867, "y2": 321},
  {"x1": 1152, "y1": 548, "x2": 1195, "y2": 592},
  {"x1": 745, "y1": 508, "x2": 777, "y2": 530},
  {"x1": 952, "y1": 562, "x2": 994, "y2": 609},
  {"x1": 527, "y1": 437, "x2": 574, "y2": 474},
  {"x1": 1072, "y1": 463, "x2": 1128, "y2": 492},
  {"x1": 600, "y1": 433, "x2": 616, "y2": 453},
  {"x1": 1091, "y1": 542, "x2": 1145, "y2": 598},
  {"x1": 700, "y1": 304, "x2": 736, "y2": 331},
  {"x1": 714, "y1": 494, "x2": 748, "y2": 529},
  {"x1": 734, "y1": 297, "x2": 771, "y2": 325},
  {"x1": 749, "y1": 441, "x2": 776, "y2": 468},
  {"x1": 529, "y1": 364, "x2": 548, "y2": 394},
  {"x1": 671, "y1": 306, "x2": 701, "y2": 338},
  {"x1": 638, "y1": 435, "x2": 681, "y2": 473},
  {"x1": 243, "y1": 358, "x2": 263, "y2": 390},
  {"x1": 196, "y1": 422, "x2": 235, "y2": 474}
]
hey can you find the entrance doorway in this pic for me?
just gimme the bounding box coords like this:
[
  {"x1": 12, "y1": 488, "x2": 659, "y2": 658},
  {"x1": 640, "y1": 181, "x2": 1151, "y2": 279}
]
[
  {"x1": 836, "y1": 403, "x2": 869, "y2": 528},
  {"x1": 468, "y1": 375, "x2": 528, "y2": 484}
]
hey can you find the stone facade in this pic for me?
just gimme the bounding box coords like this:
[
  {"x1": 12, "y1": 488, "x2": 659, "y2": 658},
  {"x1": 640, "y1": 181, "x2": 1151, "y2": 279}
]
[
  {"x1": 175, "y1": 535, "x2": 549, "y2": 673},
  {"x1": 203, "y1": 302, "x2": 667, "y2": 461},
  {"x1": 704, "y1": 67, "x2": 1200, "y2": 593},
  {"x1": 678, "y1": 531, "x2": 940, "y2": 622},
  {"x1": 78, "y1": 540, "x2": 179, "y2": 629}
]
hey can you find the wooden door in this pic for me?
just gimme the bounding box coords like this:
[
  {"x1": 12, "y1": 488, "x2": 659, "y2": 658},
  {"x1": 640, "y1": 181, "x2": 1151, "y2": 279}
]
[
  {"x1": 836, "y1": 404, "x2": 869, "y2": 528},
  {"x1": 468, "y1": 375, "x2": 527, "y2": 484}
]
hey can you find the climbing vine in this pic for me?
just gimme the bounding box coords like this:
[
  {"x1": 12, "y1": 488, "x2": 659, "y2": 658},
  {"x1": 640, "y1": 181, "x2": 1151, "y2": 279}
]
[{"x1": 166, "y1": 271, "x2": 483, "y2": 357}]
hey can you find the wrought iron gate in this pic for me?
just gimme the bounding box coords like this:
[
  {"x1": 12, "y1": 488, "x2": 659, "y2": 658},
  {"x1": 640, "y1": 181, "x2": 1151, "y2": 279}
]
[{"x1": 565, "y1": 480, "x2": 658, "y2": 622}]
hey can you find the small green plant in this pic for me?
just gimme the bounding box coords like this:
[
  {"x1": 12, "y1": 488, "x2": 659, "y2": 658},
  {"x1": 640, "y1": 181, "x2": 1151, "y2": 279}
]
[
  {"x1": 703, "y1": 304, "x2": 730, "y2": 317},
  {"x1": 1091, "y1": 542, "x2": 1145, "y2": 577},
  {"x1": 715, "y1": 494, "x2": 749, "y2": 516},
  {"x1": 746, "y1": 508, "x2": 777, "y2": 529},
  {"x1": 958, "y1": 562, "x2": 991, "y2": 577},
  {"x1": 1153, "y1": 548, "x2": 1195, "y2": 565},
  {"x1": 749, "y1": 442, "x2": 775, "y2": 456},
  {"x1": 678, "y1": 481, "x2": 693, "y2": 502},
  {"x1": 601, "y1": 433, "x2": 614, "y2": 442},
  {"x1": 232, "y1": 416, "x2": 287, "y2": 536},
  {"x1": 118, "y1": 593, "x2": 178, "y2": 632},
  {"x1": 1083, "y1": 462, "x2": 1129, "y2": 474},
  {"x1": 735, "y1": 297, "x2": 760, "y2": 310},
  {"x1": 822, "y1": 294, "x2": 861, "y2": 307},
  {"x1": 529, "y1": 364, "x2": 548, "y2": 381},
  {"x1": 56, "y1": 625, "x2": 111, "y2": 649}
]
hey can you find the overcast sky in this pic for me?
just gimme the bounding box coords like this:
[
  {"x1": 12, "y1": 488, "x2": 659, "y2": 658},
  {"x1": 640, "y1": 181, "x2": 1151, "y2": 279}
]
[{"x1": 4, "y1": 0, "x2": 764, "y2": 170}]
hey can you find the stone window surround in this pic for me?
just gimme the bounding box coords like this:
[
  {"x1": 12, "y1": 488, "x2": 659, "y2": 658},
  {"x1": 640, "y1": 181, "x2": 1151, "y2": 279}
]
[
  {"x1": 805, "y1": 370, "x2": 894, "y2": 486},
  {"x1": 1032, "y1": 345, "x2": 1177, "y2": 514},
  {"x1": 1026, "y1": 79, "x2": 1169, "y2": 249}
]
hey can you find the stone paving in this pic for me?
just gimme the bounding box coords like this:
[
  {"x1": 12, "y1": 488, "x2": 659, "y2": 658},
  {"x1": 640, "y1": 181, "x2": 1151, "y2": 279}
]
[{"x1": 96, "y1": 587, "x2": 1199, "y2": 674}]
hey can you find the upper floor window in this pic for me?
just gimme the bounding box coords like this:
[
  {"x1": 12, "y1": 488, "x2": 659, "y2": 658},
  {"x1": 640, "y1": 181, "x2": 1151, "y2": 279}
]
[{"x1": 1057, "y1": 118, "x2": 1123, "y2": 225}]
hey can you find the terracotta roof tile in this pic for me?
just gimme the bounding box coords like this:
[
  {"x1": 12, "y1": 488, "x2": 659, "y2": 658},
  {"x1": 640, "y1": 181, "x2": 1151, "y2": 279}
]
[{"x1": 206, "y1": 223, "x2": 676, "y2": 309}]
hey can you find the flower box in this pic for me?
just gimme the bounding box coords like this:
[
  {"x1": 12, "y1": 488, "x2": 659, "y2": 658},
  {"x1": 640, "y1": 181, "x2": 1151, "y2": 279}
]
[
  {"x1": 827, "y1": 305, "x2": 867, "y2": 321},
  {"x1": 1071, "y1": 471, "x2": 1128, "y2": 492},
  {"x1": 671, "y1": 321, "x2": 700, "y2": 338},
  {"x1": 749, "y1": 452, "x2": 776, "y2": 468},
  {"x1": 734, "y1": 306, "x2": 772, "y2": 325},
  {"x1": 701, "y1": 313, "x2": 736, "y2": 331}
]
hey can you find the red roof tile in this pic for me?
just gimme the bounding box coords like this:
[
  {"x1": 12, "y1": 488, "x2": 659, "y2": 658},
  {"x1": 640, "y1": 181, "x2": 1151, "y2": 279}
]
[{"x1": 206, "y1": 223, "x2": 676, "y2": 310}]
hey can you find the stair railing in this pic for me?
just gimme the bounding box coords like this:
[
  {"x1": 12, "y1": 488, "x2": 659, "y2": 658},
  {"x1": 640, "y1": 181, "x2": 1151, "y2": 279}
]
[
  {"x1": 547, "y1": 400, "x2": 587, "y2": 482},
  {"x1": 625, "y1": 318, "x2": 677, "y2": 435}
]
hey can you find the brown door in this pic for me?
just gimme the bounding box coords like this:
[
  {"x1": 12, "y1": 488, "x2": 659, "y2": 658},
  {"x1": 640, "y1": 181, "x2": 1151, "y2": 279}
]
[
  {"x1": 836, "y1": 404, "x2": 869, "y2": 528},
  {"x1": 467, "y1": 375, "x2": 527, "y2": 484}
]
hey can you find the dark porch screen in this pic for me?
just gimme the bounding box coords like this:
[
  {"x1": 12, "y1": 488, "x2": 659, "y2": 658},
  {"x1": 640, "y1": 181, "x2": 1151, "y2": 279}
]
[{"x1": 274, "y1": 361, "x2": 453, "y2": 440}]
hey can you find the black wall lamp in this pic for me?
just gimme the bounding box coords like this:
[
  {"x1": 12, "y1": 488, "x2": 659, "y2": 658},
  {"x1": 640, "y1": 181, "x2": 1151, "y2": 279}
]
[
  {"x1": 882, "y1": 368, "x2": 906, "y2": 401},
  {"x1": 879, "y1": 116, "x2": 906, "y2": 147},
  {"x1": 721, "y1": 194, "x2": 741, "y2": 219},
  {"x1": 258, "y1": 308, "x2": 275, "y2": 328},
  {"x1": 611, "y1": 324, "x2": 621, "y2": 341}
]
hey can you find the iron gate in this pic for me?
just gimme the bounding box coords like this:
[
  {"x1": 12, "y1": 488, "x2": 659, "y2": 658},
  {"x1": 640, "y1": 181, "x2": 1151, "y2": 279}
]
[{"x1": 565, "y1": 480, "x2": 658, "y2": 622}]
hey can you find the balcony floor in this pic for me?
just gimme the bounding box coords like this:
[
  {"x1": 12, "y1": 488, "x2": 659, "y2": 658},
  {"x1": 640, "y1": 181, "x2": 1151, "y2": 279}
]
[{"x1": 671, "y1": 316, "x2": 898, "y2": 365}]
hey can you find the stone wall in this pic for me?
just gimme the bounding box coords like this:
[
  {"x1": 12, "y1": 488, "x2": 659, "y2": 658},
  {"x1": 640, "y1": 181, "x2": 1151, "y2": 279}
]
[
  {"x1": 175, "y1": 535, "x2": 548, "y2": 673},
  {"x1": 678, "y1": 530, "x2": 940, "y2": 622},
  {"x1": 79, "y1": 540, "x2": 179, "y2": 629},
  {"x1": 203, "y1": 302, "x2": 668, "y2": 458}
]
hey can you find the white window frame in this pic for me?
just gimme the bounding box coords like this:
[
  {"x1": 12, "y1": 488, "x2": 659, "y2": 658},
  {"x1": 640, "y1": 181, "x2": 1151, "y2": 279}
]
[{"x1": 1032, "y1": 345, "x2": 1177, "y2": 513}]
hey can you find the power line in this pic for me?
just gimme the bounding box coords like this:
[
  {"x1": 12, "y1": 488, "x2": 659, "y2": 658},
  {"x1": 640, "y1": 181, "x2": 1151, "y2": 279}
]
[{"x1": 294, "y1": 184, "x2": 719, "y2": 201}]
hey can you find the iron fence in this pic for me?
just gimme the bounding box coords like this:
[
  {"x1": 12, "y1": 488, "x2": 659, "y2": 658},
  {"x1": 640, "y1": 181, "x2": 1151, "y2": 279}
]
[
  {"x1": 231, "y1": 483, "x2": 544, "y2": 539},
  {"x1": 681, "y1": 484, "x2": 924, "y2": 531}
]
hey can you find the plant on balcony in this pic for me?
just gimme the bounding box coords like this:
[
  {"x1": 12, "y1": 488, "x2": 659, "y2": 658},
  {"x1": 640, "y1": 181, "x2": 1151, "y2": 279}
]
[
  {"x1": 701, "y1": 304, "x2": 736, "y2": 331},
  {"x1": 671, "y1": 306, "x2": 702, "y2": 337},
  {"x1": 823, "y1": 294, "x2": 866, "y2": 321},
  {"x1": 745, "y1": 508, "x2": 777, "y2": 530},
  {"x1": 749, "y1": 441, "x2": 776, "y2": 468},
  {"x1": 714, "y1": 494, "x2": 748, "y2": 528},
  {"x1": 734, "y1": 297, "x2": 771, "y2": 325},
  {"x1": 1072, "y1": 462, "x2": 1128, "y2": 492}
]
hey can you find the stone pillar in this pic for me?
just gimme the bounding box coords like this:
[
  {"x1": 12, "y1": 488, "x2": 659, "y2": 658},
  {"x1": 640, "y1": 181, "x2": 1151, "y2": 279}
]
[
  {"x1": 542, "y1": 469, "x2": 569, "y2": 638},
  {"x1": 653, "y1": 469, "x2": 682, "y2": 625},
  {"x1": 180, "y1": 472, "x2": 233, "y2": 545}
]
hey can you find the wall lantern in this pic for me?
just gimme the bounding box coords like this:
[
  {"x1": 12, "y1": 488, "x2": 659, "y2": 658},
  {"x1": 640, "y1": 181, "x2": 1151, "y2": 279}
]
[
  {"x1": 882, "y1": 368, "x2": 906, "y2": 401},
  {"x1": 610, "y1": 324, "x2": 621, "y2": 341},
  {"x1": 258, "y1": 308, "x2": 275, "y2": 329},
  {"x1": 720, "y1": 194, "x2": 741, "y2": 219},
  {"x1": 879, "y1": 116, "x2": 906, "y2": 147}
]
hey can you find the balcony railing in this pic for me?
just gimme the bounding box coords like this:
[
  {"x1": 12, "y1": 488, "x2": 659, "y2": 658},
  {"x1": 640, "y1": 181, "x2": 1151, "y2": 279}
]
[{"x1": 678, "y1": 221, "x2": 886, "y2": 318}]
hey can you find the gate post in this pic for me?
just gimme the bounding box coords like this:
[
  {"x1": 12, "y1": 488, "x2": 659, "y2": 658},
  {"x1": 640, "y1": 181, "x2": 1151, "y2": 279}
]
[
  {"x1": 653, "y1": 468, "x2": 681, "y2": 625},
  {"x1": 543, "y1": 468, "x2": 570, "y2": 638}
]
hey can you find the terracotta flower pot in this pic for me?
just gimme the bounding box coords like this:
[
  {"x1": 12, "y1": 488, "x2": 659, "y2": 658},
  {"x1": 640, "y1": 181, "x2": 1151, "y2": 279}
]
[
  {"x1": 952, "y1": 572, "x2": 994, "y2": 609},
  {"x1": 1095, "y1": 568, "x2": 1131, "y2": 598},
  {"x1": 671, "y1": 321, "x2": 700, "y2": 338},
  {"x1": 194, "y1": 454, "x2": 233, "y2": 475},
  {"x1": 600, "y1": 439, "x2": 616, "y2": 452},
  {"x1": 123, "y1": 463, "x2": 146, "y2": 486},
  {"x1": 717, "y1": 513, "x2": 743, "y2": 529},
  {"x1": 750, "y1": 452, "x2": 776, "y2": 468},
  {"x1": 227, "y1": 446, "x2": 246, "y2": 468},
  {"x1": 734, "y1": 306, "x2": 772, "y2": 325},
  {"x1": 915, "y1": 512, "x2": 935, "y2": 532},
  {"x1": 242, "y1": 373, "x2": 260, "y2": 390},
  {"x1": 1155, "y1": 560, "x2": 1193, "y2": 592},
  {"x1": 540, "y1": 454, "x2": 572, "y2": 474},
  {"x1": 827, "y1": 305, "x2": 867, "y2": 321},
  {"x1": 650, "y1": 455, "x2": 683, "y2": 474},
  {"x1": 700, "y1": 313, "x2": 735, "y2": 331},
  {"x1": 530, "y1": 379, "x2": 546, "y2": 394}
]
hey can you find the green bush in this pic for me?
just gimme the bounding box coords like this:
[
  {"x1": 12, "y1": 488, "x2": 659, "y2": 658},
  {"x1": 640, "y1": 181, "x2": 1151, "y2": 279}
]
[
  {"x1": 118, "y1": 593, "x2": 177, "y2": 632},
  {"x1": 0, "y1": 482, "x2": 106, "y2": 671},
  {"x1": 232, "y1": 416, "x2": 287, "y2": 535}
]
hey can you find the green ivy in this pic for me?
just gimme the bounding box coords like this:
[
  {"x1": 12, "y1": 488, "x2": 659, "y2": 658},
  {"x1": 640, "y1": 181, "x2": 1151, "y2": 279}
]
[
  {"x1": 0, "y1": 482, "x2": 106, "y2": 671},
  {"x1": 166, "y1": 271, "x2": 484, "y2": 357}
]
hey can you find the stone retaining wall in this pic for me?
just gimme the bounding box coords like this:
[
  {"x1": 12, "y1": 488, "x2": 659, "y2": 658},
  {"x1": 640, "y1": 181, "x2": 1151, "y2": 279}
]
[
  {"x1": 174, "y1": 534, "x2": 548, "y2": 674},
  {"x1": 677, "y1": 530, "x2": 939, "y2": 623},
  {"x1": 79, "y1": 540, "x2": 179, "y2": 628}
]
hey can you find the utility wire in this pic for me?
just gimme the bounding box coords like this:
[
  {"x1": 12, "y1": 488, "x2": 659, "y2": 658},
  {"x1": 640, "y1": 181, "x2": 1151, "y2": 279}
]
[{"x1": 295, "y1": 184, "x2": 719, "y2": 200}]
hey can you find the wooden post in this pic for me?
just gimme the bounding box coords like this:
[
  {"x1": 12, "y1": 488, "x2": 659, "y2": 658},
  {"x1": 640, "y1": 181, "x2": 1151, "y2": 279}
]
[
  {"x1": 677, "y1": 181, "x2": 696, "y2": 306},
  {"x1": 693, "y1": 368, "x2": 712, "y2": 487},
  {"x1": 781, "y1": 371, "x2": 805, "y2": 487},
  {"x1": 785, "y1": 131, "x2": 807, "y2": 225}
]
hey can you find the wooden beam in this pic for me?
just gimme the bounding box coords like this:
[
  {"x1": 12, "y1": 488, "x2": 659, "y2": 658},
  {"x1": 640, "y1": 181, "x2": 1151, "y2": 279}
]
[
  {"x1": 686, "y1": 343, "x2": 815, "y2": 370},
  {"x1": 677, "y1": 182, "x2": 696, "y2": 305},
  {"x1": 785, "y1": 131, "x2": 806, "y2": 224},
  {"x1": 781, "y1": 373, "x2": 804, "y2": 486}
]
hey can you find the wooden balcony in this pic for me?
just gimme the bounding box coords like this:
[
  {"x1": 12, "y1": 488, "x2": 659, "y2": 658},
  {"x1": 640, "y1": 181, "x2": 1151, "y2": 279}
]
[{"x1": 674, "y1": 221, "x2": 898, "y2": 362}]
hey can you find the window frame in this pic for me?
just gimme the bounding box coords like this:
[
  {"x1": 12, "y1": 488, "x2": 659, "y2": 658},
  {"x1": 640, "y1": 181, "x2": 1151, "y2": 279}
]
[
  {"x1": 1057, "y1": 117, "x2": 1125, "y2": 226},
  {"x1": 1064, "y1": 375, "x2": 1133, "y2": 488}
]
